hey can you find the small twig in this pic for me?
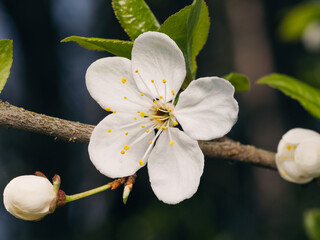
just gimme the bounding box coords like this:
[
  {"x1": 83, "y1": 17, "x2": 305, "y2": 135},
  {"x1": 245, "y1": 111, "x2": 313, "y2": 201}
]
[{"x1": 0, "y1": 100, "x2": 276, "y2": 170}]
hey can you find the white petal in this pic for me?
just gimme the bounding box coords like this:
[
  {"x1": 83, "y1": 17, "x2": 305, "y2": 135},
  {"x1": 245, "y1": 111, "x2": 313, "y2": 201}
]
[
  {"x1": 174, "y1": 77, "x2": 238, "y2": 140},
  {"x1": 86, "y1": 57, "x2": 152, "y2": 113},
  {"x1": 275, "y1": 154, "x2": 313, "y2": 184},
  {"x1": 278, "y1": 128, "x2": 320, "y2": 152},
  {"x1": 148, "y1": 128, "x2": 204, "y2": 204},
  {"x1": 131, "y1": 32, "x2": 186, "y2": 101},
  {"x1": 88, "y1": 113, "x2": 155, "y2": 178},
  {"x1": 295, "y1": 137, "x2": 320, "y2": 177}
]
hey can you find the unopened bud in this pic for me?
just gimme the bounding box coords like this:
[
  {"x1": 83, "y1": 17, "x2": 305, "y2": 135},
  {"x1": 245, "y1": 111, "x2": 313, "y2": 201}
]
[{"x1": 3, "y1": 173, "x2": 66, "y2": 221}]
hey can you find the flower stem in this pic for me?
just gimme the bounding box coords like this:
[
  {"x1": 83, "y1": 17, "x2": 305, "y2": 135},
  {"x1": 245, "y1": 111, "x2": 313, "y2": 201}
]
[{"x1": 65, "y1": 178, "x2": 123, "y2": 203}]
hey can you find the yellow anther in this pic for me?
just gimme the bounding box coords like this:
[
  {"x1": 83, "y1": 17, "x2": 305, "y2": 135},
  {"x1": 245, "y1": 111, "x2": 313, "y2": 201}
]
[
  {"x1": 156, "y1": 107, "x2": 159, "y2": 111},
  {"x1": 125, "y1": 132, "x2": 128, "y2": 135},
  {"x1": 171, "y1": 90, "x2": 175, "y2": 95},
  {"x1": 108, "y1": 129, "x2": 112, "y2": 133},
  {"x1": 124, "y1": 145, "x2": 130, "y2": 150},
  {"x1": 139, "y1": 160, "x2": 144, "y2": 166},
  {"x1": 159, "y1": 96, "x2": 163, "y2": 99},
  {"x1": 154, "y1": 100, "x2": 158, "y2": 103},
  {"x1": 105, "y1": 107, "x2": 111, "y2": 111},
  {"x1": 283, "y1": 156, "x2": 289, "y2": 160},
  {"x1": 286, "y1": 145, "x2": 291, "y2": 150},
  {"x1": 173, "y1": 121, "x2": 178, "y2": 126},
  {"x1": 162, "y1": 79, "x2": 166, "y2": 83},
  {"x1": 149, "y1": 141, "x2": 152, "y2": 144},
  {"x1": 121, "y1": 78, "x2": 127, "y2": 84},
  {"x1": 134, "y1": 117, "x2": 137, "y2": 120},
  {"x1": 137, "y1": 110, "x2": 140, "y2": 113},
  {"x1": 140, "y1": 93, "x2": 144, "y2": 96},
  {"x1": 157, "y1": 126, "x2": 161, "y2": 129},
  {"x1": 124, "y1": 96, "x2": 127, "y2": 99},
  {"x1": 140, "y1": 112, "x2": 145, "y2": 117},
  {"x1": 151, "y1": 80, "x2": 154, "y2": 83},
  {"x1": 135, "y1": 70, "x2": 139, "y2": 73},
  {"x1": 168, "y1": 108, "x2": 172, "y2": 112},
  {"x1": 121, "y1": 150, "x2": 125, "y2": 154},
  {"x1": 293, "y1": 145, "x2": 297, "y2": 150},
  {"x1": 292, "y1": 156, "x2": 295, "y2": 160},
  {"x1": 169, "y1": 140, "x2": 175, "y2": 145},
  {"x1": 282, "y1": 171, "x2": 287, "y2": 176},
  {"x1": 141, "y1": 126, "x2": 145, "y2": 128},
  {"x1": 146, "y1": 129, "x2": 150, "y2": 133},
  {"x1": 113, "y1": 111, "x2": 117, "y2": 114},
  {"x1": 161, "y1": 126, "x2": 166, "y2": 130}
]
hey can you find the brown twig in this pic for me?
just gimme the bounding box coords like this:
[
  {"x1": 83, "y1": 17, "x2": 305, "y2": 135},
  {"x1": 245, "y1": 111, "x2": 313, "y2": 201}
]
[{"x1": 0, "y1": 100, "x2": 276, "y2": 170}]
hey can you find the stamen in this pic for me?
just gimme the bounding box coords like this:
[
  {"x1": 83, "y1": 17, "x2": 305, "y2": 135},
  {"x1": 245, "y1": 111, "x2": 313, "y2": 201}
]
[
  {"x1": 108, "y1": 129, "x2": 112, "y2": 133},
  {"x1": 141, "y1": 126, "x2": 145, "y2": 128},
  {"x1": 124, "y1": 145, "x2": 130, "y2": 150},
  {"x1": 137, "y1": 111, "x2": 140, "y2": 113},
  {"x1": 121, "y1": 78, "x2": 127, "y2": 84},
  {"x1": 105, "y1": 107, "x2": 111, "y2": 111},
  {"x1": 168, "y1": 108, "x2": 172, "y2": 112},
  {"x1": 121, "y1": 150, "x2": 125, "y2": 154},
  {"x1": 286, "y1": 145, "x2": 291, "y2": 150},
  {"x1": 149, "y1": 140, "x2": 152, "y2": 144},
  {"x1": 124, "y1": 96, "x2": 127, "y2": 100},
  {"x1": 282, "y1": 171, "x2": 287, "y2": 176},
  {"x1": 135, "y1": 70, "x2": 139, "y2": 73},
  {"x1": 159, "y1": 96, "x2": 163, "y2": 99},
  {"x1": 125, "y1": 132, "x2": 129, "y2": 135},
  {"x1": 140, "y1": 93, "x2": 144, "y2": 96},
  {"x1": 173, "y1": 121, "x2": 178, "y2": 126},
  {"x1": 154, "y1": 100, "x2": 158, "y2": 103},
  {"x1": 146, "y1": 129, "x2": 150, "y2": 133},
  {"x1": 140, "y1": 112, "x2": 145, "y2": 117},
  {"x1": 162, "y1": 79, "x2": 166, "y2": 83},
  {"x1": 134, "y1": 117, "x2": 137, "y2": 120},
  {"x1": 139, "y1": 160, "x2": 144, "y2": 166},
  {"x1": 171, "y1": 90, "x2": 175, "y2": 95},
  {"x1": 161, "y1": 126, "x2": 166, "y2": 130},
  {"x1": 169, "y1": 140, "x2": 175, "y2": 145},
  {"x1": 113, "y1": 111, "x2": 117, "y2": 114},
  {"x1": 151, "y1": 80, "x2": 154, "y2": 83}
]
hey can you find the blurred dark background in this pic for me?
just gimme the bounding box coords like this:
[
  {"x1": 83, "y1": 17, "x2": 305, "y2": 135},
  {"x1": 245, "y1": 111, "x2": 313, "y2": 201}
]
[{"x1": 0, "y1": 0, "x2": 319, "y2": 239}]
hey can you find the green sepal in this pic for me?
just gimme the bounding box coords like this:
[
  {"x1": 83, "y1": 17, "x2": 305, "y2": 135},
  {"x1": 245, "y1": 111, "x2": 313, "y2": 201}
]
[
  {"x1": 61, "y1": 36, "x2": 133, "y2": 59},
  {"x1": 160, "y1": 0, "x2": 210, "y2": 89},
  {"x1": 112, "y1": 0, "x2": 160, "y2": 40},
  {"x1": 223, "y1": 73, "x2": 250, "y2": 92},
  {"x1": 0, "y1": 39, "x2": 13, "y2": 94},
  {"x1": 257, "y1": 73, "x2": 320, "y2": 119}
]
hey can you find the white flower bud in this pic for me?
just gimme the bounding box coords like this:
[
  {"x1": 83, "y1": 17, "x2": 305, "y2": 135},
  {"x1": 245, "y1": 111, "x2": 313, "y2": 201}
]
[
  {"x1": 302, "y1": 20, "x2": 320, "y2": 52},
  {"x1": 276, "y1": 128, "x2": 320, "y2": 184},
  {"x1": 3, "y1": 175, "x2": 56, "y2": 221}
]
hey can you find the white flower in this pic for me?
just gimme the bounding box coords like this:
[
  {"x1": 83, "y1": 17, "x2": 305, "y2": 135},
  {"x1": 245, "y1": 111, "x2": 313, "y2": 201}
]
[
  {"x1": 86, "y1": 31, "x2": 238, "y2": 204},
  {"x1": 3, "y1": 175, "x2": 56, "y2": 221},
  {"x1": 276, "y1": 128, "x2": 320, "y2": 184}
]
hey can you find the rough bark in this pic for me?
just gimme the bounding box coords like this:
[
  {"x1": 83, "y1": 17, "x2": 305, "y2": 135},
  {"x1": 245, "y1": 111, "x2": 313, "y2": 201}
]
[{"x1": 0, "y1": 100, "x2": 276, "y2": 170}]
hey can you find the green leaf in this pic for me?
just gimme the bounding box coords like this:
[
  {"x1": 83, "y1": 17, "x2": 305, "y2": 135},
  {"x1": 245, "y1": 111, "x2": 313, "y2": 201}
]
[
  {"x1": 304, "y1": 209, "x2": 320, "y2": 240},
  {"x1": 257, "y1": 73, "x2": 320, "y2": 119},
  {"x1": 0, "y1": 39, "x2": 13, "y2": 94},
  {"x1": 61, "y1": 36, "x2": 133, "y2": 59},
  {"x1": 279, "y1": 2, "x2": 320, "y2": 42},
  {"x1": 112, "y1": 0, "x2": 160, "y2": 40},
  {"x1": 160, "y1": 0, "x2": 210, "y2": 88},
  {"x1": 223, "y1": 73, "x2": 250, "y2": 92}
]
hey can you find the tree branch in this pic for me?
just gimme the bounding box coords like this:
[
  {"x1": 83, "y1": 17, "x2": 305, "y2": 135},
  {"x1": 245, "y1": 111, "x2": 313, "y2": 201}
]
[{"x1": 0, "y1": 100, "x2": 276, "y2": 170}]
